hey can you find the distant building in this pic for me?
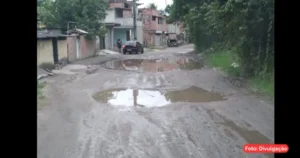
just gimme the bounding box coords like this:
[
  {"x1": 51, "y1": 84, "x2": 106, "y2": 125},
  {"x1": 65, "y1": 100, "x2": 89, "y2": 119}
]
[
  {"x1": 103, "y1": 0, "x2": 143, "y2": 50},
  {"x1": 138, "y1": 8, "x2": 168, "y2": 47}
]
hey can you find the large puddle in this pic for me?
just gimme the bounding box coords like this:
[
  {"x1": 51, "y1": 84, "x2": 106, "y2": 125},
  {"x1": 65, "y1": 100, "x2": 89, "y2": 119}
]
[
  {"x1": 101, "y1": 58, "x2": 203, "y2": 72},
  {"x1": 92, "y1": 86, "x2": 226, "y2": 108}
]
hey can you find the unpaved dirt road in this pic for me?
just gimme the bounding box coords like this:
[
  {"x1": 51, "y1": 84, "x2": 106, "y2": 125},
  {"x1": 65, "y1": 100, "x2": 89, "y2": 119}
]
[{"x1": 38, "y1": 44, "x2": 274, "y2": 158}]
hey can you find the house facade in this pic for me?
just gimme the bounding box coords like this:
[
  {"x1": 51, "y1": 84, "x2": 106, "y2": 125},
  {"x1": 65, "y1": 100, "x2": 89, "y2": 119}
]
[
  {"x1": 103, "y1": 0, "x2": 143, "y2": 50},
  {"x1": 138, "y1": 8, "x2": 168, "y2": 47}
]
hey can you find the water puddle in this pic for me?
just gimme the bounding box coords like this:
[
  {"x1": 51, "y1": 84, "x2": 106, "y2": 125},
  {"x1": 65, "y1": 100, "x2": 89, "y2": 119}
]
[
  {"x1": 101, "y1": 58, "x2": 203, "y2": 72},
  {"x1": 92, "y1": 86, "x2": 225, "y2": 108}
]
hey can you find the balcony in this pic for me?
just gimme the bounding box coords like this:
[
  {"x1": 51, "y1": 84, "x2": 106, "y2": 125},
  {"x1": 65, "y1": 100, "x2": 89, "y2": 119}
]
[
  {"x1": 103, "y1": 17, "x2": 142, "y2": 27},
  {"x1": 115, "y1": 18, "x2": 142, "y2": 27}
]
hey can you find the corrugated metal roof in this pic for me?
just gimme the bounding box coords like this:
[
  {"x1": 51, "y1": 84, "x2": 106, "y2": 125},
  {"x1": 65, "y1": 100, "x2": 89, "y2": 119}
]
[{"x1": 37, "y1": 31, "x2": 68, "y2": 39}]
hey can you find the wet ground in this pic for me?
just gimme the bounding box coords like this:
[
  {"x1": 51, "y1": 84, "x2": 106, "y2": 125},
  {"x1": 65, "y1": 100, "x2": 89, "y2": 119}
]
[
  {"x1": 100, "y1": 57, "x2": 204, "y2": 72},
  {"x1": 92, "y1": 87, "x2": 226, "y2": 108},
  {"x1": 38, "y1": 44, "x2": 274, "y2": 158}
]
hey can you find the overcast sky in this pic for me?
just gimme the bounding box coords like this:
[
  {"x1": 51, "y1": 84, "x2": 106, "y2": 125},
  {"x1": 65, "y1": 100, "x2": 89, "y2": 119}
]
[{"x1": 137, "y1": 0, "x2": 173, "y2": 10}]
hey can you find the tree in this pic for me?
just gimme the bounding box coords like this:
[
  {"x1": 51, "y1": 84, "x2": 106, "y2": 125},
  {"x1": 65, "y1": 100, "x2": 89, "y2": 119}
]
[
  {"x1": 38, "y1": 0, "x2": 108, "y2": 37},
  {"x1": 147, "y1": 3, "x2": 157, "y2": 10},
  {"x1": 164, "y1": 4, "x2": 172, "y2": 15},
  {"x1": 169, "y1": 0, "x2": 274, "y2": 78}
]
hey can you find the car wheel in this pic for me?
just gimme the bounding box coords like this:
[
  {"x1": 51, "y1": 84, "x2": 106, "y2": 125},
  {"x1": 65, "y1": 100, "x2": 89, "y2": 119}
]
[
  {"x1": 141, "y1": 49, "x2": 144, "y2": 54},
  {"x1": 123, "y1": 51, "x2": 126, "y2": 54}
]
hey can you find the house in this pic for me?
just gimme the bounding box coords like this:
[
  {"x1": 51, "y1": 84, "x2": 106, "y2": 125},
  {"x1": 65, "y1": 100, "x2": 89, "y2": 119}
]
[
  {"x1": 37, "y1": 29, "x2": 68, "y2": 67},
  {"x1": 166, "y1": 21, "x2": 186, "y2": 44},
  {"x1": 66, "y1": 28, "x2": 97, "y2": 62},
  {"x1": 103, "y1": 0, "x2": 143, "y2": 50},
  {"x1": 138, "y1": 8, "x2": 168, "y2": 47},
  {"x1": 167, "y1": 22, "x2": 181, "y2": 40}
]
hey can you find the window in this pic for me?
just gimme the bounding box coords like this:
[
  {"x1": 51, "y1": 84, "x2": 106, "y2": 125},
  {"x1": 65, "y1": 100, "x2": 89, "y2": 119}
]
[
  {"x1": 158, "y1": 17, "x2": 164, "y2": 24},
  {"x1": 152, "y1": 16, "x2": 156, "y2": 21},
  {"x1": 124, "y1": 3, "x2": 129, "y2": 8},
  {"x1": 116, "y1": 9, "x2": 123, "y2": 18}
]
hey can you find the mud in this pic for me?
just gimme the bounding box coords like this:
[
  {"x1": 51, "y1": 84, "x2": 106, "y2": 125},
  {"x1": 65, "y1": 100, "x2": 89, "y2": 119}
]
[
  {"x1": 92, "y1": 86, "x2": 225, "y2": 107},
  {"x1": 100, "y1": 58, "x2": 204, "y2": 72},
  {"x1": 38, "y1": 45, "x2": 274, "y2": 158}
]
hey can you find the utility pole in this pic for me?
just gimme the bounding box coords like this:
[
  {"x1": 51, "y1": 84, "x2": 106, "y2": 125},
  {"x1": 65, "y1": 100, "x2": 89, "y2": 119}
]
[{"x1": 133, "y1": 0, "x2": 137, "y2": 40}]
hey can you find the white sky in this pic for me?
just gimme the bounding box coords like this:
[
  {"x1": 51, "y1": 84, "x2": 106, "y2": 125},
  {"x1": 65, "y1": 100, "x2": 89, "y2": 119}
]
[{"x1": 137, "y1": 0, "x2": 173, "y2": 10}]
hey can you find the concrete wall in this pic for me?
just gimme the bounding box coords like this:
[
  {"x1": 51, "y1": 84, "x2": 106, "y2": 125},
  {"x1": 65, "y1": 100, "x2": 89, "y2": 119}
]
[
  {"x1": 80, "y1": 36, "x2": 96, "y2": 59},
  {"x1": 84, "y1": 36, "x2": 97, "y2": 58},
  {"x1": 137, "y1": 26, "x2": 143, "y2": 44},
  {"x1": 57, "y1": 40, "x2": 68, "y2": 61},
  {"x1": 37, "y1": 39, "x2": 54, "y2": 66},
  {"x1": 109, "y1": 2, "x2": 123, "y2": 8},
  {"x1": 104, "y1": 9, "x2": 115, "y2": 23},
  {"x1": 168, "y1": 24, "x2": 181, "y2": 34},
  {"x1": 67, "y1": 35, "x2": 97, "y2": 61},
  {"x1": 123, "y1": 10, "x2": 131, "y2": 18}
]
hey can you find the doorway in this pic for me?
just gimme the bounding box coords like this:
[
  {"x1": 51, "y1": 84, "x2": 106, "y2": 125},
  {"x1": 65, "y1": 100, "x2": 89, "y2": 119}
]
[
  {"x1": 52, "y1": 38, "x2": 59, "y2": 64},
  {"x1": 126, "y1": 30, "x2": 130, "y2": 41},
  {"x1": 76, "y1": 36, "x2": 81, "y2": 59}
]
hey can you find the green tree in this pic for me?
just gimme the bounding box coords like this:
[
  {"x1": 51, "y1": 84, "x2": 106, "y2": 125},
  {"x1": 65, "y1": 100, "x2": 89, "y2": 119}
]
[
  {"x1": 170, "y1": 0, "x2": 274, "y2": 78},
  {"x1": 147, "y1": 3, "x2": 158, "y2": 10},
  {"x1": 38, "y1": 0, "x2": 108, "y2": 37}
]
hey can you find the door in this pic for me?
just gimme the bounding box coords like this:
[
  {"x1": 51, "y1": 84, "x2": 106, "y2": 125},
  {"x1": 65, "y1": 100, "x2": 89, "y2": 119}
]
[
  {"x1": 155, "y1": 35, "x2": 161, "y2": 46},
  {"x1": 100, "y1": 37, "x2": 105, "y2": 49},
  {"x1": 76, "y1": 37, "x2": 80, "y2": 59},
  {"x1": 126, "y1": 30, "x2": 130, "y2": 41},
  {"x1": 52, "y1": 38, "x2": 59, "y2": 64}
]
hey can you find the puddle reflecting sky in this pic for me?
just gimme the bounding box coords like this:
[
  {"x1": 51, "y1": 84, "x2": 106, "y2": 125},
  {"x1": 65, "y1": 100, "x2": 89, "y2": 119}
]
[{"x1": 93, "y1": 87, "x2": 226, "y2": 108}]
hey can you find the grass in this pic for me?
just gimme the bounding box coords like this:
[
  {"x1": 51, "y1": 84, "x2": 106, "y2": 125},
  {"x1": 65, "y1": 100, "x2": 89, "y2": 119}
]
[
  {"x1": 205, "y1": 49, "x2": 274, "y2": 98},
  {"x1": 248, "y1": 76, "x2": 274, "y2": 98},
  {"x1": 38, "y1": 81, "x2": 47, "y2": 110},
  {"x1": 38, "y1": 81, "x2": 46, "y2": 99}
]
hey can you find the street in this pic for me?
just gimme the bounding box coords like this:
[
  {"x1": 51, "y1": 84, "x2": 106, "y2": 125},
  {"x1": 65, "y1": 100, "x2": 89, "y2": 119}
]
[{"x1": 38, "y1": 44, "x2": 274, "y2": 158}]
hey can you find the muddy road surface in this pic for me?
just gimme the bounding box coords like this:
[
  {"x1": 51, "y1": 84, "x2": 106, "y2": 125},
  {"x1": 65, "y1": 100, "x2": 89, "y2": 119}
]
[{"x1": 38, "y1": 44, "x2": 274, "y2": 158}]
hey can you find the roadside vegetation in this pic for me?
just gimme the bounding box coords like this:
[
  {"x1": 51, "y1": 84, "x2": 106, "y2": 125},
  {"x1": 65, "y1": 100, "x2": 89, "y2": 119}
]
[
  {"x1": 37, "y1": 0, "x2": 108, "y2": 38},
  {"x1": 38, "y1": 81, "x2": 47, "y2": 109},
  {"x1": 166, "y1": 0, "x2": 274, "y2": 98}
]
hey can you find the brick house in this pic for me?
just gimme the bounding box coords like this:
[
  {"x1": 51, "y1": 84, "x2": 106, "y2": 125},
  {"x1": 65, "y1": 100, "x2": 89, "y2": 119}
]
[{"x1": 138, "y1": 8, "x2": 168, "y2": 47}]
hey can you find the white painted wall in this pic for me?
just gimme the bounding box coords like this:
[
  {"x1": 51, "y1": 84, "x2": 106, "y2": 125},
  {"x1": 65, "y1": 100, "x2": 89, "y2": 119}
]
[
  {"x1": 104, "y1": 9, "x2": 115, "y2": 23},
  {"x1": 168, "y1": 24, "x2": 180, "y2": 34},
  {"x1": 114, "y1": 18, "x2": 142, "y2": 27},
  {"x1": 136, "y1": 26, "x2": 143, "y2": 44}
]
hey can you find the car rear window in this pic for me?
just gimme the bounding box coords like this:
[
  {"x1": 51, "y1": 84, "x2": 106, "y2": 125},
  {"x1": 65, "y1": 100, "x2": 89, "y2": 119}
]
[{"x1": 124, "y1": 41, "x2": 136, "y2": 46}]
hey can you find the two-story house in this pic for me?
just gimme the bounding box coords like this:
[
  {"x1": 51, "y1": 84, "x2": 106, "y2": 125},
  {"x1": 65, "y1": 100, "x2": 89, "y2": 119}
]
[
  {"x1": 103, "y1": 0, "x2": 143, "y2": 50},
  {"x1": 138, "y1": 8, "x2": 168, "y2": 47}
]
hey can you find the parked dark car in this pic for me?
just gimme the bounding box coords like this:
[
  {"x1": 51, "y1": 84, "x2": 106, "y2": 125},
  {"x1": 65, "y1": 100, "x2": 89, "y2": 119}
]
[
  {"x1": 167, "y1": 39, "x2": 179, "y2": 47},
  {"x1": 122, "y1": 41, "x2": 144, "y2": 54}
]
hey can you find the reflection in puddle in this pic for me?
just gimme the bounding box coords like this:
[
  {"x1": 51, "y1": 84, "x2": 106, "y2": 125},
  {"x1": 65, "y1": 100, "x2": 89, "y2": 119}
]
[
  {"x1": 92, "y1": 87, "x2": 226, "y2": 108},
  {"x1": 101, "y1": 58, "x2": 203, "y2": 72}
]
